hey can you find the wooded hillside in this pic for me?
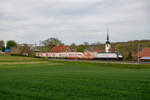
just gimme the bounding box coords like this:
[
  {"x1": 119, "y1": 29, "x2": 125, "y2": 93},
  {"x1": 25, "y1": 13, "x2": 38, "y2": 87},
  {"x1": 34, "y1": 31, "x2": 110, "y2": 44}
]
[{"x1": 84, "y1": 40, "x2": 150, "y2": 60}]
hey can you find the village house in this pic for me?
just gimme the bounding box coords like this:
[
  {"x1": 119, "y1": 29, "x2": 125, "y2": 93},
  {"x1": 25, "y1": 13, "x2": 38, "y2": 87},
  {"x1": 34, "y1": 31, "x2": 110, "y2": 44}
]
[{"x1": 139, "y1": 47, "x2": 150, "y2": 61}]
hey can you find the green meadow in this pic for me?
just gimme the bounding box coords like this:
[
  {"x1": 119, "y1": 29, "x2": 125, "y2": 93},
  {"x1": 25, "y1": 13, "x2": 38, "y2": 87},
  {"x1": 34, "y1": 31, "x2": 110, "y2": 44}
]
[{"x1": 0, "y1": 56, "x2": 150, "y2": 100}]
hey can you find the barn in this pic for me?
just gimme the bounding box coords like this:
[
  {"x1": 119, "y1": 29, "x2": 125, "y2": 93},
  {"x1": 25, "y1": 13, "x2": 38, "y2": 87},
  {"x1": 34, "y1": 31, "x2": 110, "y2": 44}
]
[
  {"x1": 51, "y1": 46, "x2": 70, "y2": 52},
  {"x1": 139, "y1": 48, "x2": 150, "y2": 62}
]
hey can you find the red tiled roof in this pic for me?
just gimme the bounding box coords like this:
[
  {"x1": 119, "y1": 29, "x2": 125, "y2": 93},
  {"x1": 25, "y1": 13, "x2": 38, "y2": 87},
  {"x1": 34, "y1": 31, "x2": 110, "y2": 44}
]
[
  {"x1": 51, "y1": 46, "x2": 69, "y2": 52},
  {"x1": 91, "y1": 49, "x2": 104, "y2": 52},
  {"x1": 139, "y1": 47, "x2": 150, "y2": 57}
]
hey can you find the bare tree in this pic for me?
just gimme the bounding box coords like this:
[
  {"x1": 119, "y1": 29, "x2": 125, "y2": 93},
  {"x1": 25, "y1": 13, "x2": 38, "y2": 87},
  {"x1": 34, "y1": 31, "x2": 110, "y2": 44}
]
[
  {"x1": 83, "y1": 42, "x2": 89, "y2": 46},
  {"x1": 0, "y1": 40, "x2": 4, "y2": 48},
  {"x1": 21, "y1": 44, "x2": 31, "y2": 55},
  {"x1": 70, "y1": 43, "x2": 76, "y2": 47},
  {"x1": 70, "y1": 43, "x2": 76, "y2": 52},
  {"x1": 42, "y1": 37, "x2": 64, "y2": 50},
  {"x1": 0, "y1": 40, "x2": 5, "y2": 52}
]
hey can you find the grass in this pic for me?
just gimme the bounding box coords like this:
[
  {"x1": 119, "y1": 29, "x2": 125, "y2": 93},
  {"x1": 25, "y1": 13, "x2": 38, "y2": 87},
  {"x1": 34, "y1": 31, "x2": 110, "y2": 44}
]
[
  {"x1": 0, "y1": 56, "x2": 150, "y2": 100},
  {"x1": 0, "y1": 55, "x2": 44, "y2": 62}
]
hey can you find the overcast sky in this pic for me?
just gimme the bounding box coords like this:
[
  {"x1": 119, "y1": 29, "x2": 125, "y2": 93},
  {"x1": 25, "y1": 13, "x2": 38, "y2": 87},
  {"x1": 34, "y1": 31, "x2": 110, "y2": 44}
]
[{"x1": 0, "y1": 0, "x2": 150, "y2": 45}]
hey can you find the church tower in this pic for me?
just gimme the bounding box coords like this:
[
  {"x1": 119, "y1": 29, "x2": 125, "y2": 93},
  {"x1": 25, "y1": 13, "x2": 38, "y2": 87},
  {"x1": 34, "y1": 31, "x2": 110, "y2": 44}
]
[{"x1": 105, "y1": 30, "x2": 111, "y2": 53}]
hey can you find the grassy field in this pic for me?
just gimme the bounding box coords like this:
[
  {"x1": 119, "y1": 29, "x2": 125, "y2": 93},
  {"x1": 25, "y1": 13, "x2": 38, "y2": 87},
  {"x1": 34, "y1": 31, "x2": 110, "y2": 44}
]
[{"x1": 0, "y1": 56, "x2": 150, "y2": 100}]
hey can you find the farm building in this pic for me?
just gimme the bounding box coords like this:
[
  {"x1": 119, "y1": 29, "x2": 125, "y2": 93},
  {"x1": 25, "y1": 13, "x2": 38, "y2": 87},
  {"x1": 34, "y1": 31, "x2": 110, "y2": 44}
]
[
  {"x1": 51, "y1": 46, "x2": 70, "y2": 52},
  {"x1": 139, "y1": 48, "x2": 150, "y2": 61}
]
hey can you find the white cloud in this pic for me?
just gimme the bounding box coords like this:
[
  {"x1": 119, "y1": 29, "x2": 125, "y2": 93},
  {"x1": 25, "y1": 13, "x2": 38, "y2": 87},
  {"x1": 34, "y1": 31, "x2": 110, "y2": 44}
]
[{"x1": 0, "y1": 0, "x2": 150, "y2": 45}]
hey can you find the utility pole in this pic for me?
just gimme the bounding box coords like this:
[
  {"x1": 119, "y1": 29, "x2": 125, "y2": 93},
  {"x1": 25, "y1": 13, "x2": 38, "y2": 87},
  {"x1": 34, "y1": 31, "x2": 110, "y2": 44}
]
[
  {"x1": 39, "y1": 40, "x2": 42, "y2": 52},
  {"x1": 138, "y1": 43, "x2": 140, "y2": 64}
]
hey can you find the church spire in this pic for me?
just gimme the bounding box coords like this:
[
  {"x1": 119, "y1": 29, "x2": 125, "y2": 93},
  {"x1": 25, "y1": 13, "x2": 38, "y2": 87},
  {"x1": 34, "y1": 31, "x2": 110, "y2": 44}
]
[
  {"x1": 106, "y1": 28, "x2": 110, "y2": 44},
  {"x1": 107, "y1": 32, "x2": 109, "y2": 41},
  {"x1": 105, "y1": 28, "x2": 111, "y2": 52}
]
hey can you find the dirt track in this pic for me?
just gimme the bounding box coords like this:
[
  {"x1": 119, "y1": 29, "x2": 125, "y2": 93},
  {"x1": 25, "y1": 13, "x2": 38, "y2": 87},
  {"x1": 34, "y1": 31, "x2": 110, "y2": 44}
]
[{"x1": 0, "y1": 61, "x2": 61, "y2": 65}]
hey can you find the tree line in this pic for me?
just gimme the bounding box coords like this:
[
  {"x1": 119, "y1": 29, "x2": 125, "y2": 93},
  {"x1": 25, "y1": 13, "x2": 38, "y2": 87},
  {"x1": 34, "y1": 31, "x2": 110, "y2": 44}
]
[{"x1": 1, "y1": 38, "x2": 150, "y2": 61}]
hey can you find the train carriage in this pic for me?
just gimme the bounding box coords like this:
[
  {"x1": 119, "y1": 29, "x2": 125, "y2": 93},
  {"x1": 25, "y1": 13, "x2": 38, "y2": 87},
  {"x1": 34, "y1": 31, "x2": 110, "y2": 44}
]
[{"x1": 35, "y1": 52, "x2": 122, "y2": 60}]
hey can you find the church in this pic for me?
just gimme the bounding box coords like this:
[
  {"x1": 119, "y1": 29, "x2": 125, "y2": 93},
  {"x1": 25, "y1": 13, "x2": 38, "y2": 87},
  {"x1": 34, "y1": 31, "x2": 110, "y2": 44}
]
[{"x1": 105, "y1": 33, "x2": 111, "y2": 53}]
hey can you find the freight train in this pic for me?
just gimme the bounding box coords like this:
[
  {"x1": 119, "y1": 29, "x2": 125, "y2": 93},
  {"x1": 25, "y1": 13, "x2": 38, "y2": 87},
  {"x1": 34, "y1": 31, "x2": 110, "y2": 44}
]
[{"x1": 35, "y1": 52, "x2": 123, "y2": 60}]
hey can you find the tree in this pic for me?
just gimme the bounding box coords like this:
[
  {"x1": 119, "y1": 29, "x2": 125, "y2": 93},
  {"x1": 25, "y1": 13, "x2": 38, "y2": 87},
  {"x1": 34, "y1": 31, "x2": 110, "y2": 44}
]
[
  {"x1": 20, "y1": 44, "x2": 31, "y2": 56},
  {"x1": 127, "y1": 51, "x2": 133, "y2": 60},
  {"x1": 70, "y1": 43, "x2": 76, "y2": 52},
  {"x1": 83, "y1": 42, "x2": 89, "y2": 46},
  {"x1": 0, "y1": 40, "x2": 5, "y2": 52},
  {"x1": 77, "y1": 45, "x2": 85, "y2": 52},
  {"x1": 6, "y1": 40, "x2": 17, "y2": 49},
  {"x1": 70, "y1": 43, "x2": 76, "y2": 47},
  {"x1": 116, "y1": 44, "x2": 126, "y2": 60},
  {"x1": 2, "y1": 47, "x2": 5, "y2": 52},
  {"x1": 42, "y1": 37, "x2": 64, "y2": 50}
]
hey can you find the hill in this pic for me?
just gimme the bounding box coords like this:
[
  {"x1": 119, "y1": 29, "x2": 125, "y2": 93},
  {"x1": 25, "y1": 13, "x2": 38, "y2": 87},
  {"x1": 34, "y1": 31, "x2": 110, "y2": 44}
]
[{"x1": 84, "y1": 40, "x2": 150, "y2": 60}]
